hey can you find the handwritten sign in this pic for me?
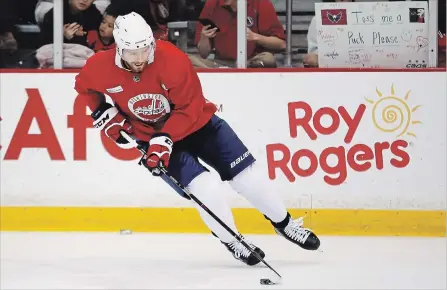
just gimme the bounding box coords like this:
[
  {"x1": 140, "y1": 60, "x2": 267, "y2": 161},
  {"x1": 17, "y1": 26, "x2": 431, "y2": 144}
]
[{"x1": 315, "y1": 1, "x2": 429, "y2": 68}]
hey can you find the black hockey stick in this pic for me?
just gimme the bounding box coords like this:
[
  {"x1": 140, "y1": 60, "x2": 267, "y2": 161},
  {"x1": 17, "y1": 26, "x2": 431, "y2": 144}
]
[{"x1": 120, "y1": 131, "x2": 282, "y2": 284}]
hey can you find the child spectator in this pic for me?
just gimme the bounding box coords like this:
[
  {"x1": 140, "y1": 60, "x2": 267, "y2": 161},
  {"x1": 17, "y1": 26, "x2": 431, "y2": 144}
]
[{"x1": 86, "y1": 4, "x2": 117, "y2": 52}]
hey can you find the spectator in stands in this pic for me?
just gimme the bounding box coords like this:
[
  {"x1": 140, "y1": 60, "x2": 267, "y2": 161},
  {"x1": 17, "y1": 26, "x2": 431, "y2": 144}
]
[
  {"x1": 304, "y1": 0, "x2": 353, "y2": 67},
  {"x1": 35, "y1": 0, "x2": 107, "y2": 68},
  {"x1": 437, "y1": 0, "x2": 446, "y2": 67},
  {"x1": 86, "y1": 4, "x2": 118, "y2": 52},
  {"x1": 410, "y1": 0, "x2": 446, "y2": 67},
  {"x1": 110, "y1": 0, "x2": 170, "y2": 40},
  {"x1": 191, "y1": 0, "x2": 286, "y2": 68},
  {"x1": 40, "y1": 0, "x2": 103, "y2": 46},
  {"x1": 0, "y1": 0, "x2": 18, "y2": 51},
  {"x1": 35, "y1": 0, "x2": 111, "y2": 25},
  {"x1": 439, "y1": 34, "x2": 446, "y2": 67},
  {"x1": 149, "y1": 0, "x2": 170, "y2": 40},
  {"x1": 170, "y1": 0, "x2": 205, "y2": 22}
]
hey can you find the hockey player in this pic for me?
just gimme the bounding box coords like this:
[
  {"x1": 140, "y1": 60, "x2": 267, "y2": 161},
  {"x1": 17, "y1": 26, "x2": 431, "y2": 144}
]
[{"x1": 74, "y1": 12, "x2": 320, "y2": 266}]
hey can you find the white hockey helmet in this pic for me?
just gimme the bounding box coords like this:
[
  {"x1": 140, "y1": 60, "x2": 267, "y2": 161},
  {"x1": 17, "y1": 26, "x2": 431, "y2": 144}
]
[{"x1": 113, "y1": 12, "x2": 156, "y2": 64}]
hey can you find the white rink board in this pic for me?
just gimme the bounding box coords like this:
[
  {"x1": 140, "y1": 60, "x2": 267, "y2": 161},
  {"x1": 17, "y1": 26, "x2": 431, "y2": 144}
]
[{"x1": 1, "y1": 72, "x2": 446, "y2": 209}]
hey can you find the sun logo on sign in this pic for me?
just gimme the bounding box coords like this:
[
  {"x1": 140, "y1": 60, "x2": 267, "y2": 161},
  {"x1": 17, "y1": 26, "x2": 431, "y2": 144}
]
[{"x1": 365, "y1": 84, "x2": 422, "y2": 138}]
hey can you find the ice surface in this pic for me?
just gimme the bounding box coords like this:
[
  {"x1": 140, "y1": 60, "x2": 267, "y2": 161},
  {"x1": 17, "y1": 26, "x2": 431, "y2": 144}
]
[{"x1": 1, "y1": 232, "x2": 445, "y2": 289}]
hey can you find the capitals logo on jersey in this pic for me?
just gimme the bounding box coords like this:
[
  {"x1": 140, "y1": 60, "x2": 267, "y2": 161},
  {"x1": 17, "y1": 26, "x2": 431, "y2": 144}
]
[
  {"x1": 128, "y1": 93, "x2": 171, "y2": 123},
  {"x1": 321, "y1": 9, "x2": 347, "y2": 25}
]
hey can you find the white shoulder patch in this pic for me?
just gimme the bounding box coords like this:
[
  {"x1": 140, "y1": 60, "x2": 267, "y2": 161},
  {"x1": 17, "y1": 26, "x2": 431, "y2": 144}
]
[{"x1": 106, "y1": 86, "x2": 124, "y2": 93}]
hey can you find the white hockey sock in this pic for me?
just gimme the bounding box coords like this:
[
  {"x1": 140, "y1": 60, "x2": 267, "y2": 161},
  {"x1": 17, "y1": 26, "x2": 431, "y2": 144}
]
[
  {"x1": 229, "y1": 164, "x2": 288, "y2": 223},
  {"x1": 187, "y1": 172, "x2": 239, "y2": 243}
]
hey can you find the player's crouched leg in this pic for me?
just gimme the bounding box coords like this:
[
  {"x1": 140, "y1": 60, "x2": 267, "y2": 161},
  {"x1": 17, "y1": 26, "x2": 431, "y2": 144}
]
[
  {"x1": 210, "y1": 121, "x2": 320, "y2": 251},
  {"x1": 156, "y1": 131, "x2": 265, "y2": 266},
  {"x1": 228, "y1": 165, "x2": 320, "y2": 251},
  {"x1": 232, "y1": 169, "x2": 321, "y2": 251},
  {"x1": 186, "y1": 172, "x2": 266, "y2": 266},
  {"x1": 197, "y1": 115, "x2": 320, "y2": 251}
]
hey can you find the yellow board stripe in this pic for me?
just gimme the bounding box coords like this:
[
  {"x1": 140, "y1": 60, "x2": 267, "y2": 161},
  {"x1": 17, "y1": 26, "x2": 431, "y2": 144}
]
[{"x1": 0, "y1": 207, "x2": 445, "y2": 237}]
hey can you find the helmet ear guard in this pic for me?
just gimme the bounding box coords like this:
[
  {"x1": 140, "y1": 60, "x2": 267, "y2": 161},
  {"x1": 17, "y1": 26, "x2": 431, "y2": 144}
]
[{"x1": 113, "y1": 12, "x2": 156, "y2": 64}]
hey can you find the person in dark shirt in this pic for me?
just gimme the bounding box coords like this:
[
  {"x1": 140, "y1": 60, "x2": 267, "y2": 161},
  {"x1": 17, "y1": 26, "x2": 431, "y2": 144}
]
[
  {"x1": 110, "y1": 0, "x2": 169, "y2": 40},
  {"x1": 0, "y1": 0, "x2": 18, "y2": 51},
  {"x1": 41, "y1": 0, "x2": 102, "y2": 46}
]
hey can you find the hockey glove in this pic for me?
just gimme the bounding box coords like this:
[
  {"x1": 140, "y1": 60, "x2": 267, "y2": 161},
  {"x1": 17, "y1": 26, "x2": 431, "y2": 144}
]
[
  {"x1": 92, "y1": 102, "x2": 133, "y2": 145},
  {"x1": 144, "y1": 133, "x2": 173, "y2": 176}
]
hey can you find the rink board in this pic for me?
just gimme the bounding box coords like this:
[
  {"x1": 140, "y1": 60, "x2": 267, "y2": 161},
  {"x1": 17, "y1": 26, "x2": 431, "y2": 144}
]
[
  {"x1": 1, "y1": 207, "x2": 445, "y2": 236},
  {"x1": 0, "y1": 69, "x2": 446, "y2": 236}
]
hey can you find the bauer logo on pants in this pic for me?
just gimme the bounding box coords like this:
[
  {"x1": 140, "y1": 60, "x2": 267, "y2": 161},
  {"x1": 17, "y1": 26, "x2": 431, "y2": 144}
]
[{"x1": 231, "y1": 151, "x2": 251, "y2": 169}]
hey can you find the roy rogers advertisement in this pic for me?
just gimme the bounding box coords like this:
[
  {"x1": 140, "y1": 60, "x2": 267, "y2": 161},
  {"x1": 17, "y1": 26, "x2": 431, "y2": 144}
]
[
  {"x1": 199, "y1": 71, "x2": 445, "y2": 201},
  {"x1": 266, "y1": 84, "x2": 416, "y2": 186},
  {"x1": 251, "y1": 79, "x2": 445, "y2": 195}
]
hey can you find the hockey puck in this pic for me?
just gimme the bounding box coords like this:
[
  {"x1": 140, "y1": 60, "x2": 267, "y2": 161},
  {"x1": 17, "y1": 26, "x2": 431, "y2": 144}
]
[{"x1": 260, "y1": 279, "x2": 275, "y2": 285}]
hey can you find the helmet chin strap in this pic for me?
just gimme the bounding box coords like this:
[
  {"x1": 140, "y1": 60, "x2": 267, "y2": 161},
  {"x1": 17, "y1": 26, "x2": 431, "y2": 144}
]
[
  {"x1": 122, "y1": 59, "x2": 133, "y2": 71},
  {"x1": 114, "y1": 52, "x2": 131, "y2": 71}
]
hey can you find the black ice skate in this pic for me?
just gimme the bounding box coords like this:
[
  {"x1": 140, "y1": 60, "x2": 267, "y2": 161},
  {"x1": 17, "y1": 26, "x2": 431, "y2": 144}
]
[
  {"x1": 271, "y1": 213, "x2": 320, "y2": 251},
  {"x1": 222, "y1": 238, "x2": 265, "y2": 266}
]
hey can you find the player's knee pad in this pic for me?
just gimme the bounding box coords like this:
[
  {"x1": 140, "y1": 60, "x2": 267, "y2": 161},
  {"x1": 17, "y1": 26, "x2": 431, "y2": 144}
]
[
  {"x1": 229, "y1": 164, "x2": 270, "y2": 199},
  {"x1": 187, "y1": 172, "x2": 238, "y2": 243},
  {"x1": 229, "y1": 164, "x2": 260, "y2": 192},
  {"x1": 229, "y1": 164, "x2": 288, "y2": 223},
  {"x1": 187, "y1": 172, "x2": 221, "y2": 197}
]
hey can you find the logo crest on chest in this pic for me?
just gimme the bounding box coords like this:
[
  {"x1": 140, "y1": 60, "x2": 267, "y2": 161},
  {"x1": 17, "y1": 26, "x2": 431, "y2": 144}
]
[{"x1": 128, "y1": 93, "x2": 171, "y2": 123}]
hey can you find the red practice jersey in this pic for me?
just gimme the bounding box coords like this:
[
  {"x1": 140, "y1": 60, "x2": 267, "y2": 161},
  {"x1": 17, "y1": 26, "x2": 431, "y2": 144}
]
[{"x1": 74, "y1": 40, "x2": 217, "y2": 142}]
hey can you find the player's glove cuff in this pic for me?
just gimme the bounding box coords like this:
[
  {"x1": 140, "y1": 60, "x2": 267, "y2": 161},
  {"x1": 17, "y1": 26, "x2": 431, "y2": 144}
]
[
  {"x1": 143, "y1": 133, "x2": 173, "y2": 176},
  {"x1": 92, "y1": 102, "x2": 119, "y2": 130},
  {"x1": 91, "y1": 102, "x2": 134, "y2": 146},
  {"x1": 149, "y1": 133, "x2": 173, "y2": 153}
]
